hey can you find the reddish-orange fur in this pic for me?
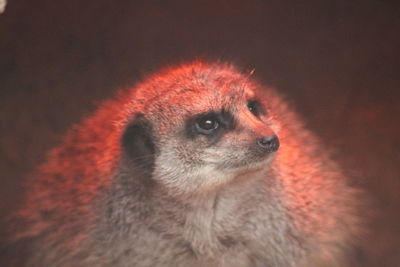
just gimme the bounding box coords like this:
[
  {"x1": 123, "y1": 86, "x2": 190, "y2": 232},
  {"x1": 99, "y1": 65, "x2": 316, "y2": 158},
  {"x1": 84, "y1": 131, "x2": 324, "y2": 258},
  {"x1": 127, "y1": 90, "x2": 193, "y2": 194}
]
[{"x1": 6, "y1": 61, "x2": 361, "y2": 266}]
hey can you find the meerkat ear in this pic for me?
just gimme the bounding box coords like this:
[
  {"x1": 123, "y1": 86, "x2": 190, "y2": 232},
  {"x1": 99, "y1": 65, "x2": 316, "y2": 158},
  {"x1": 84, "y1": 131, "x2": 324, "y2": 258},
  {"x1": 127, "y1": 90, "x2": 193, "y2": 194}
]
[{"x1": 121, "y1": 114, "x2": 155, "y2": 172}]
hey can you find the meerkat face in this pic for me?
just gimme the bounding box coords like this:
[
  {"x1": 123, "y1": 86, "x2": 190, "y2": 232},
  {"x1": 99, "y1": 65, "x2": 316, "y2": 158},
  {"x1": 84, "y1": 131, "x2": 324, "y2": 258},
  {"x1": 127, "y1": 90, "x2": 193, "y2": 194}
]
[
  {"x1": 182, "y1": 99, "x2": 279, "y2": 170},
  {"x1": 121, "y1": 63, "x2": 280, "y2": 195}
]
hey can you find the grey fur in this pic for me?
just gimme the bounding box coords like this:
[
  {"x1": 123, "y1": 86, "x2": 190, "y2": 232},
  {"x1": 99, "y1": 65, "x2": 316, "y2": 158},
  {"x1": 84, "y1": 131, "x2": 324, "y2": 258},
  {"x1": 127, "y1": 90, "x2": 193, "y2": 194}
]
[{"x1": 5, "y1": 62, "x2": 361, "y2": 267}]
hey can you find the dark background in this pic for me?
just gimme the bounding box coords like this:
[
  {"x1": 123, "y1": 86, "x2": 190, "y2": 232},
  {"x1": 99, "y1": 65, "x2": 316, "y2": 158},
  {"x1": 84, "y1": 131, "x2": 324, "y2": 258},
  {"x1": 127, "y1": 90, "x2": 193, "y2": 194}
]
[{"x1": 1, "y1": 0, "x2": 399, "y2": 266}]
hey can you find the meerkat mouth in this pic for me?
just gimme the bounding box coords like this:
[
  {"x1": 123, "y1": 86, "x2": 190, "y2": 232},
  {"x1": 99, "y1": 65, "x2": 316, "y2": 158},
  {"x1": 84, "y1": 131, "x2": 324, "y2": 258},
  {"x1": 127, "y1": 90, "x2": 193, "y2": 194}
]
[{"x1": 216, "y1": 152, "x2": 276, "y2": 173}]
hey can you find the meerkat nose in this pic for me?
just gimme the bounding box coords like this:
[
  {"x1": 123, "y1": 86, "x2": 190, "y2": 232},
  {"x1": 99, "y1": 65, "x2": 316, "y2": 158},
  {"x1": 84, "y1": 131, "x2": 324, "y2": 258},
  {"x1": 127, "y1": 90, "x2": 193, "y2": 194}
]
[{"x1": 257, "y1": 135, "x2": 280, "y2": 152}]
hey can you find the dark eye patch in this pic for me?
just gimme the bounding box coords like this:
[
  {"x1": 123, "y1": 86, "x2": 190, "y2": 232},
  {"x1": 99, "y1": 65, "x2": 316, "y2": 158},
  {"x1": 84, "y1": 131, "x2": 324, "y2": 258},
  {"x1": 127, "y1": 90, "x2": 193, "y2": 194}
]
[
  {"x1": 185, "y1": 109, "x2": 235, "y2": 140},
  {"x1": 247, "y1": 100, "x2": 263, "y2": 117},
  {"x1": 195, "y1": 114, "x2": 219, "y2": 135}
]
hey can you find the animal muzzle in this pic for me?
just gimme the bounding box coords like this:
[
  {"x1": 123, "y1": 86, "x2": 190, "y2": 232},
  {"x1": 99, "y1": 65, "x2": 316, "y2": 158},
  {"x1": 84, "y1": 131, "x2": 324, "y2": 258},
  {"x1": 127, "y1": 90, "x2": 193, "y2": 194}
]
[{"x1": 256, "y1": 135, "x2": 280, "y2": 152}]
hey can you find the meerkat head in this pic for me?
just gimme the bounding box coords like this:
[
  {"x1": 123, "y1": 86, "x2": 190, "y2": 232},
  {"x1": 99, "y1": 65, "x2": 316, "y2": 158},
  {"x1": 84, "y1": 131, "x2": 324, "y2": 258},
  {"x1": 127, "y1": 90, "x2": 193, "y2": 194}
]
[{"x1": 121, "y1": 62, "x2": 280, "y2": 196}]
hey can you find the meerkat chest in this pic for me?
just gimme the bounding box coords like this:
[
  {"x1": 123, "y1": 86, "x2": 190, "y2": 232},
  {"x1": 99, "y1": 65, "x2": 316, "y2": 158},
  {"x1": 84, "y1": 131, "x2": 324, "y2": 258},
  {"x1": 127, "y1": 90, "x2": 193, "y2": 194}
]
[{"x1": 181, "y1": 189, "x2": 264, "y2": 256}]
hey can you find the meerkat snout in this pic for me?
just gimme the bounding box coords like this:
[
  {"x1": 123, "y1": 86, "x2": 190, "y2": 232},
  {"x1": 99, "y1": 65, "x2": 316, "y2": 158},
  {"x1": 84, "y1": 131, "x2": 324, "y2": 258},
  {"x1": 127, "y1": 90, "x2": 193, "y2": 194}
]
[{"x1": 256, "y1": 135, "x2": 280, "y2": 152}]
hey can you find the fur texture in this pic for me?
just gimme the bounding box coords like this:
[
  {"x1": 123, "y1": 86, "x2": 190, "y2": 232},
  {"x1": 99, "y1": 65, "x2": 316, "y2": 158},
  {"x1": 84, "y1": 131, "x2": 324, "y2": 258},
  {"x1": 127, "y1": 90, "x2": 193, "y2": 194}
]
[{"x1": 5, "y1": 61, "x2": 360, "y2": 266}]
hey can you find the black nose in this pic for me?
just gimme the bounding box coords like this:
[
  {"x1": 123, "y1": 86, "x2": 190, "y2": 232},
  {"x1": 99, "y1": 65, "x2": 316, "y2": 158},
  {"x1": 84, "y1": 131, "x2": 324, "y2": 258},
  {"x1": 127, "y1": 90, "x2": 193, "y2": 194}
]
[{"x1": 257, "y1": 135, "x2": 280, "y2": 152}]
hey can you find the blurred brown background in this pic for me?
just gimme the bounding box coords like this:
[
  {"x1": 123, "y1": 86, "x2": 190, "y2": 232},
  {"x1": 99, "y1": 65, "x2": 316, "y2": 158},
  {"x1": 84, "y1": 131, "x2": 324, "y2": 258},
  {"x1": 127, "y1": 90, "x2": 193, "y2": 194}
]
[{"x1": 1, "y1": 0, "x2": 399, "y2": 266}]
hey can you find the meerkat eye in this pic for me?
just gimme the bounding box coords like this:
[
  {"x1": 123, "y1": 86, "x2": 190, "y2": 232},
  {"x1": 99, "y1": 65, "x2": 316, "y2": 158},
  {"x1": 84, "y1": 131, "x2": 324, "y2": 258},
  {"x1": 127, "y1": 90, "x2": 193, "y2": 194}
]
[
  {"x1": 195, "y1": 115, "x2": 219, "y2": 135},
  {"x1": 247, "y1": 100, "x2": 262, "y2": 117}
]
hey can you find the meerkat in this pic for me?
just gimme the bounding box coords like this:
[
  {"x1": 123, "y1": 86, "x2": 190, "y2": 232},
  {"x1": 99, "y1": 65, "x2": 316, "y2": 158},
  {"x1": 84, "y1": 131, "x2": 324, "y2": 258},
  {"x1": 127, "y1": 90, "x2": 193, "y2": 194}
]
[{"x1": 4, "y1": 61, "x2": 360, "y2": 266}]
